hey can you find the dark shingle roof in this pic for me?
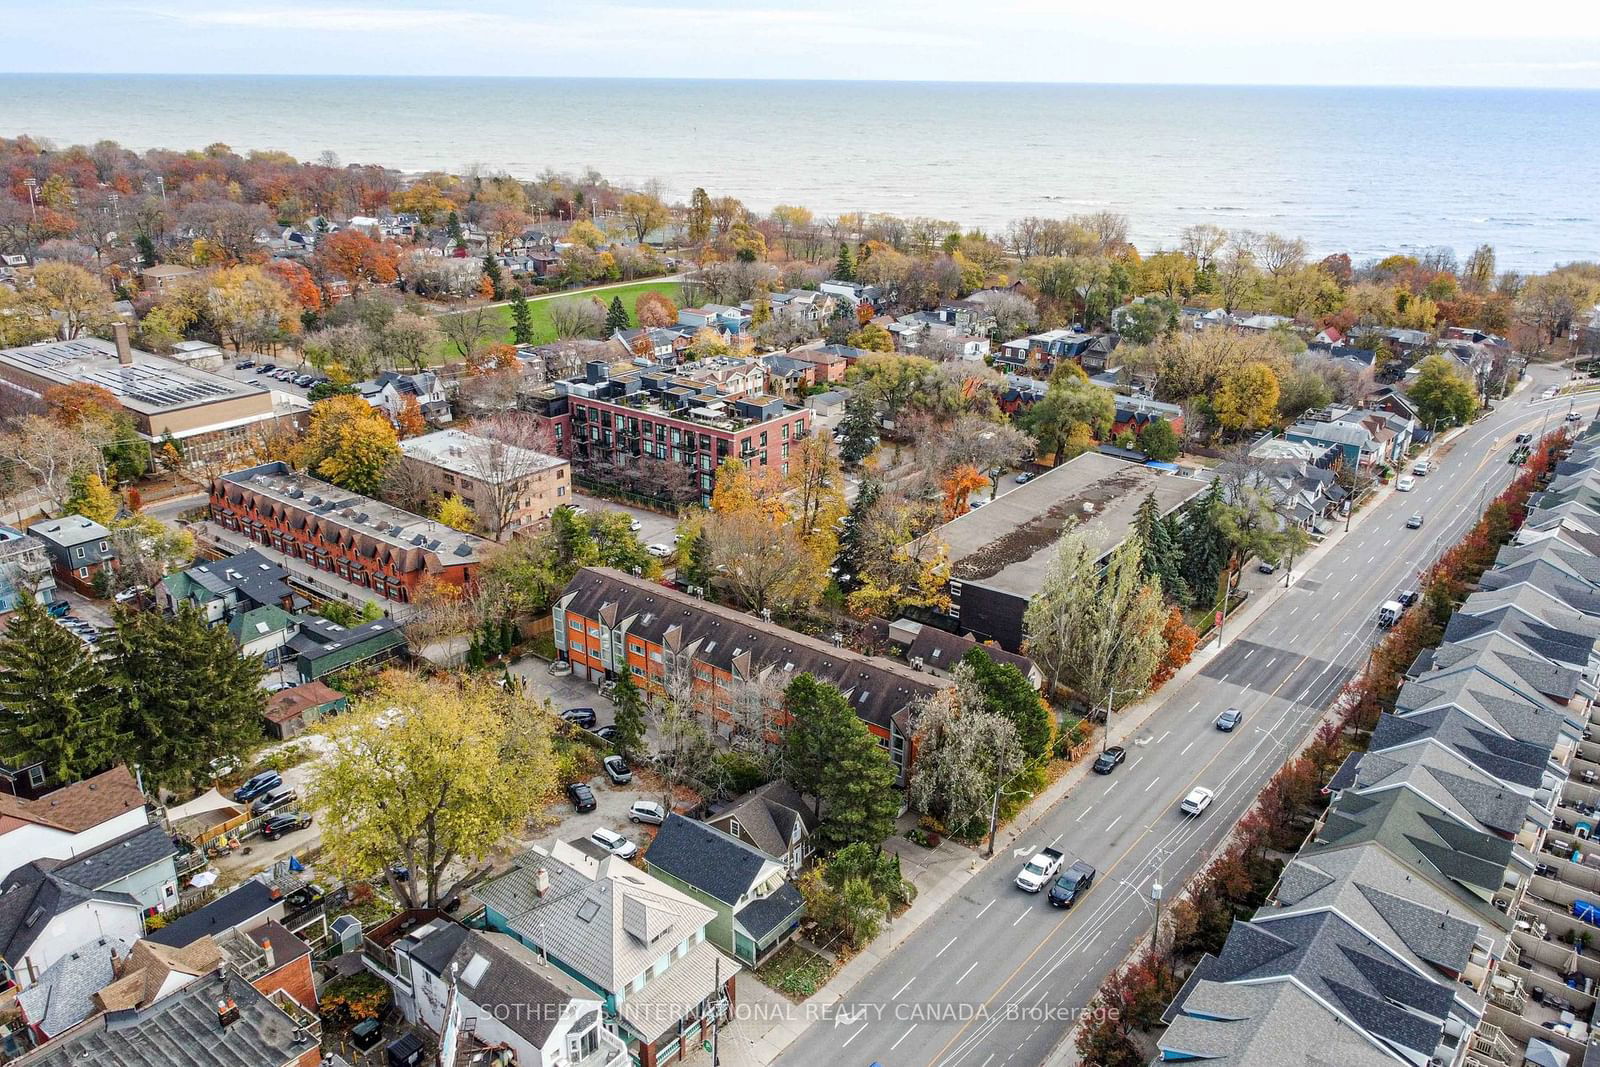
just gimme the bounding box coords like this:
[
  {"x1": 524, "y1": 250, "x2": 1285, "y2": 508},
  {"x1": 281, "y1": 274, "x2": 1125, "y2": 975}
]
[
  {"x1": 734, "y1": 883, "x2": 804, "y2": 941},
  {"x1": 646, "y1": 814, "x2": 775, "y2": 905},
  {"x1": 0, "y1": 866, "x2": 138, "y2": 960},
  {"x1": 46, "y1": 823, "x2": 175, "y2": 891},
  {"x1": 147, "y1": 880, "x2": 277, "y2": 948},
  {"x1": 408, "y1": 925, "x2": 579, "y2": 1047}
]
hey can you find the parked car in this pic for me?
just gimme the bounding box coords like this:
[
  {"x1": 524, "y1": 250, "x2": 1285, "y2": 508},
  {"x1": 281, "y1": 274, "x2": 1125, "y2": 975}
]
[
  {"x1": 1015, "y1": 472, "x2": 1033, "y2": 484},
  {"x1": 1406, "y1": 513, "x2": 1424, "y2": 529},
  {"x1": 112, "y1": 585, "x2": 148, "y2": 604},
  {"x1": 566, "y1": 782, "x2": 597, "y2": 813},
  {"x1": 1515, "y1": 432, "x2": 1534, "y2": 444},
  {"x1": 1256, "y1": 560, "x2": 1276, "y2": 574},
  {"x1": 258, "y1": 362, "x2": 276, "y2": 373},
  {"x1": 561, "y1": 707, "x2": 598, "y2": 729},
  {"x1": 593, "y1": 725, "x2": 619, "y2": 743},
  {"x1": 294, "y1": 374, "x2": 315, "y2": 387},
  {"x1": 1377, "y1": 599, "x2": 1405, "y2": 628},
  {"x1": 251, "y1": 785, "x2": 298, "y2": 816},
  {"x1": 1048, "y1": 861, "x2": 1097, "y2": 908},
  {"x1": 628, "y1": 519, "x2": 642, "y2": 532},
  {"x1": 45, "y1": 600, "x2": 70, "y2": 618},
  {"x1": 603, "y1": 755, "x2": 632, "y2": 784},
  {"x1": 233, "y1": 770, "x2": 282, "y2": 803},
  {"x1": 261, "y1": 811, "x2": 314, "y2": 840},
  {"x1": 647, "y1": 543, "x2": 674, "y2": 558},
  {"x1": 589, "y1": 827, "x2": 638, "y2": 860},
  {"x1": 1397, "y1": 589, "x2": 1419, "y2": 608},
  {"x1": 1092, "y1": 746, "x2": 1127, "y2": 774},
  {"x1": 1410, "y1": 459, "x2": 1432, "y2": 476},
  {"x1": 1015, "y1": 847, "x2": 1064, "y2": 893},
  {"x1": 1396, "y1": 475, "x2": 1415, "y2": 492},
  {"x1": 969, "y1": 499, "x2": 985, "y2": 509},
  {"x1": 1215, "y1": 707, "x2": 1243, "y2": 732},
  {"x1": 234, "y1": 359, "x2": 254, "y2": 370},
  {"x1": 628, "y1": 800, "x2": 666, "y2": 825},
  {"x1": 1179, "y1": 787, "x2": 1215, "y2": 816}
]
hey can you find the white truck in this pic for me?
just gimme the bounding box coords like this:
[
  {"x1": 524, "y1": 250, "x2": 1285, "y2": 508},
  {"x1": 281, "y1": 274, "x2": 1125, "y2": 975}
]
[
  {"x1": 1411, "y1": 458, "x2": 1432, "y2": 477},
  {"x1": 1016, "y1": 847, "x2": 1065, "y2": 892}
]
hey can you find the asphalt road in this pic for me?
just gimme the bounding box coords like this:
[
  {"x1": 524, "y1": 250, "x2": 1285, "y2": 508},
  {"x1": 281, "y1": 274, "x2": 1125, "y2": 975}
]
[{"x1": 777, "y1": 368, "x2": 1587, "y2": 1067}]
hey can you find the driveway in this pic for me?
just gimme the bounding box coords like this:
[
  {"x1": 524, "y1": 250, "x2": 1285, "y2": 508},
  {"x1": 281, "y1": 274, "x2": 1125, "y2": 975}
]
[
  {"x1": 570, "y1": 492, "x2": 680, "y2": 549},
  {"x1": 530, "y1": 759, "x2": 667, "y2": 860}
]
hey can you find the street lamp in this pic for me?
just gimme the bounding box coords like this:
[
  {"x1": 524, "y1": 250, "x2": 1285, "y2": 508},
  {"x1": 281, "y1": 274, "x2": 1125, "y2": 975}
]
[
  {"x1": 984, "y1": 755, "x2": 1035, "y2": 858},
  {"x1": 1101, "y1": 682, "x2": 1144, "y2": 754}
]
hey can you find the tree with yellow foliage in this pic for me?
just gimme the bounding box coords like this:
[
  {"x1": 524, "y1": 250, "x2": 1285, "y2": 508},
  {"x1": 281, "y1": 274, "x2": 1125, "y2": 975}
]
[
  {"x1": 939, "y1": 464, "x2": 989, "y2": 521},
  {"x1": 307, "y1": 672, "x2": 554, "y2": 908},
  {"x1": 390, "y1": 181, "x2": 456, "y2": 225},
  {"x1": 296, "y1": 394, "x2": 400, "y2": 495},
  {"x1": 206, "y1": 264, "x2": 301, "y2": 354},
  {"x1": 64, "y1": 471, "x2": 118, "y2": 525},
  {"x1": 435, "y1": 494, "x2": 476, "y2": 533},
  {"x1": 567, "y1": 219, "x2": 606, "y2": 249},
  {"x1": 1212, "y1": 361, "x2": 1281, "y2": 435},
  {"x1": 710, "y1": 457, "x2": 789, "y2": 524}
]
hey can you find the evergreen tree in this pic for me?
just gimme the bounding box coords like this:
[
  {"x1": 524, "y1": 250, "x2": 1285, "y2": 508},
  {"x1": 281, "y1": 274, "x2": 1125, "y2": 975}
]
[
  {"x1": 834, "y1": 478, "x2": 882, "y2": 591},
  {"x1": 836, "y1": 394, "x2": 879, "y2": 466},
  {"x1": 679, "y1": 528, "x2": 713, "y2": 591},
  {"x1": 0, "y1": 596, "x2": 124, "y2": 783},
  {"x1": 110, "y1": 603, "x2": 266, "y2": 793},
  {"x1": 509, "y1": 288, "x2": 534, "y2": 345},
  {"x1": 466, "y1": 636, "x2": 485, "y2": 670},
  {"x1": 824, "y1": 299, "x2": 857, "y2": 346},
  {"x1": 1178, "y1": 481, "x2": 1231, "y2": 609},
  {"x1": 610, "y1": 670, "x2": 647, "y2": 760},
  {"x1": 1133, "y1": 493, "x2": 1188, "y2": 603},
  {"x1": 500, "y1": 615, "x2": 516, "y2": 655},
  {"x1": 959, "y1": 648, "x2": 1052, "y2": 761},
  {"x1": 482, "y1": 253, "x2": 505, "y2": 300},
  {"x1": 447, "y1": 211, "x2": 464, "y2": 247},
  {"x1": 782, "y1": 674, "x2": 899, "y2": 848},
  {"x1": 834, "y1": 242, "x2": 856, "y2": 282},
  {"x1": 605, "y1": 295, "x2": 630, "y2": 333}
]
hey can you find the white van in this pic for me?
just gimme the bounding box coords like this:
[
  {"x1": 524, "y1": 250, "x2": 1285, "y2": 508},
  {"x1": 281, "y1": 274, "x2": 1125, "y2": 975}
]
[
  {"x1": 1411, "y1": 459, "x2": 1431, "y2": 476},
  {"x1": 1377, "y1": 600, "x2": 1404, "y2": 628}
]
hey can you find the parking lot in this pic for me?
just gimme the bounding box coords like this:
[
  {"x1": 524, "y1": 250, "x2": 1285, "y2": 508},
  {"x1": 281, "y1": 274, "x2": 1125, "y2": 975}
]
[{"x1": 214, "y1": 356, "x2": 322, "y2": 397}]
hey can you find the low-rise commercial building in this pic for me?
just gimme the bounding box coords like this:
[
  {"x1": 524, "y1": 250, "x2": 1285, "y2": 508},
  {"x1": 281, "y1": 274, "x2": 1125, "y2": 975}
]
[{"x1": 921, "y1": 451, "x2": 1208, "y2": 651}]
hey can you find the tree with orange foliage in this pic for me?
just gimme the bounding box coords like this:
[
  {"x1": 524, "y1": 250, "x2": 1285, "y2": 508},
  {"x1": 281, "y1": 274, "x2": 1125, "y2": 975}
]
[
  {"x1": 466, "y1": 342, "x2": 521, "y2": 377},
  {"x1": 44, "y1": 382, "x2": 120, "y2": 430},
  {"x1": 264, "y1": 259, "x2": 323, "y2": 312},
  {"x1": 938, "y1": 464, "x2": 989, "y2": 521},
  {"x1": 1149, "y1": 606, "x2": 1198, "y2": 689},
  {"x1": 393, "y1": 394, "x2": 427, "y2": 438},
  {"x1": 635, "y1": 291, "x2": 679, "y2": 329},
  {"x1": 314, "y1": 229, "x2": 399, "y2": 295}
]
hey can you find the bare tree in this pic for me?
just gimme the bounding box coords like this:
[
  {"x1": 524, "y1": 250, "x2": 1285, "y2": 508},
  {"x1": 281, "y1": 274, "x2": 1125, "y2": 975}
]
[
  {"x1": 438, "y1": 306, "x2": 499, "y2": 364},
  {"x1": 1259, "y1": 233, "x2": 1307, "y2": 278},
  {"x1": 380, "y1": 455, "x2": 437, "y2": 514},
  {"x1": 547, "y1": 298, "x2": 606, "y2": 340},
  {"x1": 1179, "y1": 224, "x2": 1229, "y2": 271},
  {"x1": 455, "y1": 424, "x2": 564, "y2": 539}
]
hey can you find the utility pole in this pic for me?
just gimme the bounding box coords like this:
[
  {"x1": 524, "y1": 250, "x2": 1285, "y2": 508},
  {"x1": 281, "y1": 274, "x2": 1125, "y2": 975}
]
[
  {"x1": 711, "y1": 954, "x2": 721, "y2": 1066},
  {"x1": 22, "y1": 178, "x2": 37, "y2": 221},
  {"x1": 985, "y1": 748, "x2": 1012, "y2": 858}
]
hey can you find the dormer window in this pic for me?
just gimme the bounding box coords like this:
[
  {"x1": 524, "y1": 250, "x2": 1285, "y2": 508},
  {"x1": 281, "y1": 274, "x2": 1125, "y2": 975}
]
[{"x1": 729, "y1": 817, "x2": 741, "y2": 838}]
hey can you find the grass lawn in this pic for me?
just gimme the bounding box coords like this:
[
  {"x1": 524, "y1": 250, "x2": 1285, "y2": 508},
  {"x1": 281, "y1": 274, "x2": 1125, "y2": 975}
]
[{"x1": 433, "y1": 279, "x2": 683, "y2": 363}]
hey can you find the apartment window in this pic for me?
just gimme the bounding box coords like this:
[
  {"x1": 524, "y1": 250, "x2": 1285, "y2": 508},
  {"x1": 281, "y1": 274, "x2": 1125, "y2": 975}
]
[
  {"x1": 78, "y1": 566, "x2": 89, "y2": 578},
  {"x1": 759, "y1": 431, "x2": 768, "y2": 446},
  {"x1": 99, "y1": 540, "x2": 109, "y2": 552},
  {"x1": 588, "y1": 625, "x2": 601, "y2": 637},
  {"x1": 459, "y1": 479, "x2": 473, "y2": 489},
  {"x1": 74, "y1": 547, "x2": 84, "y2": 559},
  {"x1": 631, "y1": 664, "x2": 645, "y2": 677},
  {"x1": 783, "y1": 424, "x2": 790, "y2": 439}
]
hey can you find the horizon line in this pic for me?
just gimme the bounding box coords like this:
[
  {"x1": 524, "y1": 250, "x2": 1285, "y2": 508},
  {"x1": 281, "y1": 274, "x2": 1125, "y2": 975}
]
[{"x1": 1, "y1": 71, "x2": 1597, "y2": 92}]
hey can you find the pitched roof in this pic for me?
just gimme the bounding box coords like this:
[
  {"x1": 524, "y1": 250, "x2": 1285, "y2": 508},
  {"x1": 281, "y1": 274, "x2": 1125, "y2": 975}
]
[
  {"x1": 733, "y1": 883, "x2": 804, "y2": 941},
  {"x1": 0, "y1": 866, "x2": 139, "y2": 961},
  {"x1": 1160, "y1": 978, "x2": 1402, "y2": 1066},
  {"x1": 0, "y1": 766, "x2": 145, "y2": 834},
  {"x1": 43, "y1": 822, "x2": 176, "y2": 891},
  {"x1": 262, "y1": 681, "x2": 345, "y2": 725},
  {"x1": 614, "y1": 938, "x2": 739, "y2": 1043},
  {"x1": 709, "y1": 781, "x2": 816, "y2": 859},
  {"x1": 645, "y1": 814, "x2": 782, "y2": 905},
  {"x1": 1367, "y1": 708, "x2": 1551, "y2": 790},
  {"x1": 227, "y1": 605, "x2": 295, "y2": 644},
  {"x1": 408, "y1": 925, "x2": 585, "y2": 1048},
  {"x1": 94, "y1": 937, "x2": 224, "y2": 1012},
  {"x1": 15, "y1": 935, "x2": 131, "y2": 1038},
  {"x1": 147, "y1": 880, "x2": 278, "y2": 948},
  {"x1": 559, "y1": 568, "x2": 943, "y2": 732}
]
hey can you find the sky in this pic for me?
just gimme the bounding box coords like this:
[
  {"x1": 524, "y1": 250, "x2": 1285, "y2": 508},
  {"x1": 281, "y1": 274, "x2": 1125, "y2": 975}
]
[{"x1": 9, "y1": 0, "x2": 1600, "y2": 88}]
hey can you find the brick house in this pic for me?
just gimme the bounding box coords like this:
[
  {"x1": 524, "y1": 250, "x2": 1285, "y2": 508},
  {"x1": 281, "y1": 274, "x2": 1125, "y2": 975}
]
[{"x1": 552, "y1": 567, "x2": 945, "y2": 784}]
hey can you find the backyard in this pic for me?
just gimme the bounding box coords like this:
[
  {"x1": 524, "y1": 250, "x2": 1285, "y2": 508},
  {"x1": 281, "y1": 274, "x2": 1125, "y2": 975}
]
[{"x1": 432, "y1": 279, "x2": 684, "y2": 361}]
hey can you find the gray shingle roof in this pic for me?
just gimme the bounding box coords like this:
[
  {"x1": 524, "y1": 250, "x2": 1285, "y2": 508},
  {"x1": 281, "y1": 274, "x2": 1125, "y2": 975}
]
[
  {"x1": 409, "y1": 925, "x2": 584, "y2": 1047},
  {"x1": 708, "y1": 781, "x2": 815, "y2": 859},
  {"x1": 1161, "y1": 979, "x2": 1400, "y2": 1066},
  {"x1": 646, "y1": 814, "x2": 780, "y2": 905},
  {"x1": 733, "y1": 883, "x2": 804, "y2": 941},
  {"x1": 1367, "y1": 707, "x2": 1550, "y2": 789},
  {"x1": 15, "y1": 935, "x2": 131, "y2": 1038},
  {"x1": 0, "y1": 866, "x2": 139, "y2": 961},
  {"x1": 45, "y1": 823, "x2": 177, "y2": 891},
  {"x1": 147, "y1": 880, "x2": 277, "y2": 948}
]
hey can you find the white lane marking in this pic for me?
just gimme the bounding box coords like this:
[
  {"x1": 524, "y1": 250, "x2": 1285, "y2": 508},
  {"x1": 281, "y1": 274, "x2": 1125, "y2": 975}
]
[
  {"x1": 959, "y1": 960, "x2": 980, "y2": 983},
  {"x1": 937, "y1": 936, "x2": 958, "y2": 958},
  {"x1": 894, "y1": 977, "x2": 916, "y2": 998},
  {"x1": 1144, "y1": 777, "x2": 1160, "y2": 792},
  {"x1": 1180, "y1": 739, "x2": 1197, "y2": 755},
  {"x1": 1241, "y1": 648, "x2": 1254, "y2": 660},
  {"x1": 890, "y1": 1024, "x2": 918, "y2": 1051},
  {"x1": 841, "y1": 1021, "x2": 869, "y2": 1047},
  {"x1": 1188, "y1": 700, "x2": 1201, "y2": 712},
  {"x1": 974, "y1": 898, "x2": 995, "y2": 919},
  {"x1": 1157, "y1": 730, "x2": 1171, "y2": 743},
  {"x1": 1107, "y1": 815, "x2": 1123, "y2": 831},
  {"x1": 1013, "y1": 907, "x2": 1030, "y2": 926},
  {"x1": 1081, "y1": 803, "x2": 1095, "y2": 817}
]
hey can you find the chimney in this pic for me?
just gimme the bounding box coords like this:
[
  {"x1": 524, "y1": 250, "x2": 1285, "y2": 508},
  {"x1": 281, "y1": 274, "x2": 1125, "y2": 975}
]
[
  {"x1": 259, "y1": 937, "x2": 275, "y2": 971},
  {"x1": 534, "y1": 866, "x2": 550, "y2": 897},
  {"x1": 113, "y1": 321, "x2": 133, "y2": 366},
  {"x1": 217, "y1": 996, "x2": 241, "y2": 1029}
]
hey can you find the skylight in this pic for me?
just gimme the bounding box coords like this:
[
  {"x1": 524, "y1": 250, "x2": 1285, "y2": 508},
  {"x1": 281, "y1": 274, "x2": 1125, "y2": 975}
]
[{"x1": 461, "y1": 953, "x2": 490, "y2": 987}]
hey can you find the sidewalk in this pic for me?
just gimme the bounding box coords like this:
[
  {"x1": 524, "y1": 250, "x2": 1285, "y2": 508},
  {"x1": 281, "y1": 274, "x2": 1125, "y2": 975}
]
[{"x1": 692, "y1": 471, "x2": 1409, "y2": 1066}]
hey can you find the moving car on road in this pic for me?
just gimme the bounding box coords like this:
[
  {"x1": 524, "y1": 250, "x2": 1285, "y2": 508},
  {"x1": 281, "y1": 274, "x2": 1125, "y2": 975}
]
[
  {"x1": 1092, "y1": 746, "x2": 1126, "y2": 774},
  {"x1": 1396, "y1": 475, "x2": 1415, "y2": 492},
  {"x1": 1215, "y1": 707, "x2": 1243, "y2": 732},
  {"x1": 1406, "y1": 513, "x2": 1424, "y2": 529},
  {"x1": 1048, "y1": 861, "x2": 1097, "y2": 908},
  {"x1": 1016, "y1": 847, "x2": 1064, "y2": 892},
  {"x1": 1179, "y1": 787, "x2": 1215, "y2": 816}
]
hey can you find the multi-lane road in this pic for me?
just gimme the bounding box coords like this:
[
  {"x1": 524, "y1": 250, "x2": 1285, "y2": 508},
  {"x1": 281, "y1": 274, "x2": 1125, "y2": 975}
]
[{"x1": 777, "y1": 368, "x2": 1587, "y2": 1067}]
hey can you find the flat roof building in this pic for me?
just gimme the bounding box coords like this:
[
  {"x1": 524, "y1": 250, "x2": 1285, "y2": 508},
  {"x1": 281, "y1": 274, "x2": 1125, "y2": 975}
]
[
  {"x1": 923, "y1": 451, "x2": 1208, "y2": 650},
  {"x1": 398, "y1": 428, "x2": 569, "y2": 539}
]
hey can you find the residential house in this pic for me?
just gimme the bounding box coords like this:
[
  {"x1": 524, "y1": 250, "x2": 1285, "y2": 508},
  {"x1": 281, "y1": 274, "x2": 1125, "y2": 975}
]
[
  {"x1": 818, "y1": 279, "x2": 880, "y2": 310},
  {"x1": 803, "y1": 389, "x2": 848, "y2": 417},
  {"x1": 0, "y1": 525, "x2": 55, "y2": 616},
  {"x1": 704, "y1": 781, "x2": 818, "y2": 875},
  {"x1": 161, "y1": 549, "x2": 298, "y2": 625},
  {"x1": 369, "y1": 915, "x2": 625, "y2": 1067},
  {"x1": 10, "y1": 961, "x2": 322, "y2": 1067},
  {"x1": 758, "y1": 354, "x2": 816, "y2": 399},
  {"x1": 355, "y1": 369, "x2": 452, "y2": 424},
  {"x1": 866, "y1": 617, "x2": 1044, "y2": 690},
  {"x1": 476, "y1": 842, "x2": 740, "y2": 1067},
  {"x1": 148, "y1": 876, "x2": 326, "y2": 953},
  {"x1": 261, "y1": 681, "x2": 347, "y2": 740},
  {"x1": 1354, "y1": 325, "x2": 1432, "y2": 358},
  {"x1": 1235, "y1": 313, "x2": 1294, "y2": 333},
  {"x1": 765, "y1": 289, "x2": 836, "y2": 328},
  {"x1": 5, "y1": 822, "x2": 177, "y2": 918},
  {"x1": 1285, "y1": 406, "x2": 1414, "y2": 468},
  {"x1": 677, "y1": 304, "x2": 749, "y2": 336},
  {"x1": 137, "y1": 263, "x2": 198, "y2": 291},
  {"x1": 996, "y1": 328, "x2": 1099, "y2": 376},
  {"x1": 28, "y1": 516, "x2": 115, "y2": 595},
  {"x1": 787, "y1": 346, "x2": 848, "y2": 383},
  {"x1": 0, "y1": 866, "x2": 145, "y2": 995},
  {"x1": 13, "y1": 935, "x2": 130, "y2": 1046},
  {"x1": 613, "y1": 327, "x2": 682, "y2": 363},
  {"x1": 282, "y1": 615, "x2": 406, "y2": 683},
  {"x1": 0, "y1": 767, "x2": 149, "y2": 884},
  {"x1": 398, "y1": 428, "x2": 571, "y2": 539},
  {"x1": 553, "y1": 567, "x2": 946, "y2": 784},
  {"x1": 644, "y1": 815, "x2": 804, "y2": 966},
  {"x1": 1110, "y1": 395, "x2": 1185, "y2": 439}
]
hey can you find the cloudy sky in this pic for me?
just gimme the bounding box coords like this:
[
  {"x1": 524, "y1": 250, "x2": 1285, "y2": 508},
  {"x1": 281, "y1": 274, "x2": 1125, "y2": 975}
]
[{"x1": 11, "y1": 0, "x2": 1600, "y2": 88}]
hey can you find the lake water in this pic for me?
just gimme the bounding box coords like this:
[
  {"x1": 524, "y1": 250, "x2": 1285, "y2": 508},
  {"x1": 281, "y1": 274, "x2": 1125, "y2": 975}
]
[{"x1": 4, "y1": 75, "x2": 1598, "y2": 272}]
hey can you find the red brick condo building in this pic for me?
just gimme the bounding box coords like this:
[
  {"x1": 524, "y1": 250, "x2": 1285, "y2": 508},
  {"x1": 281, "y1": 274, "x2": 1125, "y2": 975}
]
[
  {"x1": 554, "y1": 567, "x2": 948, "y2": 783},
  {"x1": 210, "y1": 461, "x2": 494, "y2": 605}
]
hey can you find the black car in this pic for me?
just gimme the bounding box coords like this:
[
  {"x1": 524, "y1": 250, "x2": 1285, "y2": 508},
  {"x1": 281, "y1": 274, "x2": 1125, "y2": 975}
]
[
  {"x1": 1397, "y1": 589, "x2": 1420, "y2": 608},
  {"x1": 1515, "y1": 431, "x2": 1533, "y2": 444},
  {"x1": 561, "y1": 707, "x2": 598, "y2": 729},
  {"x1": 261, "y1": 811, "x2": 313, "y2": 840},
  {"x1": 232, "y1": 770, "x2": 282, "y2": 803},
  {"x1": 593, "y1": 725, "x2": 619, "y2": 743},
  {"x1": 1048, "y1": 861, "x2": 1097, "y2": 908},
  {"x1": 1215, "y1": 708, "x2": 1243, "y2": 732},
  {"x1": 1406, "y1": 513, "x2": 1424, "y2": 529},
  {"x1": 258, "y1": 362, "x2": 276, "y2": 373},
  {"x1": 566, "y1": 782, "x2": 597, "y2": 812},
  {"x1": 1092, "y1": 746, "x2": 1127, "y2": 774},
  {"x1": 603, "y1": 755, "x2": 632, "y2": 785}
]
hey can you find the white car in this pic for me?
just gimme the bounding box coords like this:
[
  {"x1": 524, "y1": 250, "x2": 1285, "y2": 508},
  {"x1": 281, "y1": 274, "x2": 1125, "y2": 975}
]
[
  {"x1": 628, "y1": 800, "x2": 666, "y2": 825},
  {"x1": 629, "y1": 519, "x2": 643, "y2": 532},
  {"x1": 1179, "y1": 787, "x2": 1215, "y2": 816},
  {"x1": 590, "y1": 827, "x2": 638, "y2": 859},
  {"x1": 647, "y1": 543, "x2": 674, "y2": 558},
  {"x1": 1396, "y1": 475, "x2": 1415, "y2": 492}
]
